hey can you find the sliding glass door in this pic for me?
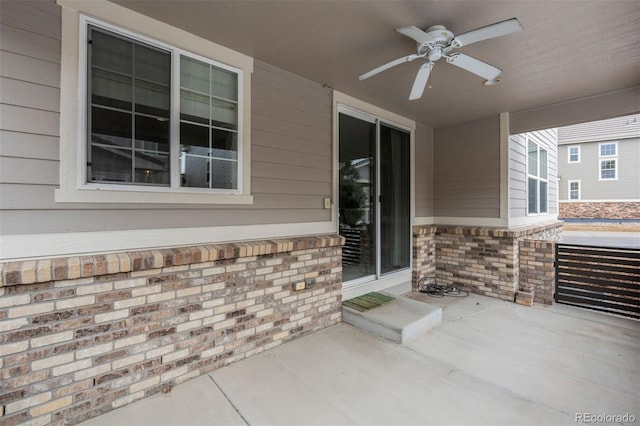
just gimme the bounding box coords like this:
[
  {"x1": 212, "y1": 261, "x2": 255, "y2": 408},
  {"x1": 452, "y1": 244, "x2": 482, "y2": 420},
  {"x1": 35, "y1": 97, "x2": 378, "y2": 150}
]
[
  {"x1": 379, "y1": 124, "x2": 411, "y2": 274},
  {"x1": 339, "y1": 113, "x2": 376, "y2": 282},
  {"x1": 338, "y1": 111, "x2": 411, "y2": 285}
]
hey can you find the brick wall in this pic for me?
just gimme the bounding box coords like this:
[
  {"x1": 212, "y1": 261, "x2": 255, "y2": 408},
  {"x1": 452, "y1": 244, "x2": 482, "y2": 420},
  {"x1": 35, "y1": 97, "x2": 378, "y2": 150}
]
[
  {"x1": 559, "y1": 201, "x2": 640, "y2": 220},
  {"x1": 435, "y1": 227, "x2": 519, "y2": 301},
  {"x1": 519, "y1": 240, "x2": 556, "y2": 305},
  {"x1": 411, "y1": 222, "x2": 562, "y2": 301},
  {"x1": 412, "y1": 226, "x2": 437, "y2": 291},
  {"x1": 0, "y1": 235, "x2": 344, "y2": 425}
]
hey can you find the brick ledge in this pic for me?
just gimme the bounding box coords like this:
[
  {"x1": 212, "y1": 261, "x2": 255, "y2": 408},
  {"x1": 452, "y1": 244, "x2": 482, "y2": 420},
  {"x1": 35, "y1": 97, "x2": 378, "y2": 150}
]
[
  {"x1": 0, "y1": 234, "x2": 345, "y2": 287},
  {"x1": 413, "y1": 221, "x2": 563, "y2": 238}
]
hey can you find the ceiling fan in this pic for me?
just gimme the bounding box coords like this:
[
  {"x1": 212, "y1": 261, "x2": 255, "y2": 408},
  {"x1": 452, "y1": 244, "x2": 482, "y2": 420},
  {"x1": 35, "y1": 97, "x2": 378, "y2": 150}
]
[{"x1": 359, "y1": 18, "x2": 524, "y2": 100}]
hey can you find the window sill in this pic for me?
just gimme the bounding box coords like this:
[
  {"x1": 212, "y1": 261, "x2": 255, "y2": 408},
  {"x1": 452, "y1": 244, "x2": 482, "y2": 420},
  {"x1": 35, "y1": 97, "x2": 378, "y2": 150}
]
[{"x1": 55, "y1": 188, "x2": 254, "y2": 205}]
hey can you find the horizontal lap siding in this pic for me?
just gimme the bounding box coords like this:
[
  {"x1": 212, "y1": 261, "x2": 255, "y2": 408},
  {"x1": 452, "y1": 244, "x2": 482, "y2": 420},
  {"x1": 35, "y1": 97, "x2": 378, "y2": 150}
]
[
  {"x1": 558, "y1": 139, "x2": 640, "y2": 200},
  {"x1": 434, "y1": 116, "x2": 500, "y2": 218},
  {"x1": 0, "y1": 0, "x2": 333, "y2": 235},
  {"x1": 415, "y1": 123, "x2": 433, "y2": 218},
  {"x1": 557, "y1": 114, "x2": 640, "y2": 144},
  {"x1": 529, "y1": 129, "x2": 558, "y2": 215},
  {"x1": 509, "y1": 128, "x2": 558, "y2": 218}
]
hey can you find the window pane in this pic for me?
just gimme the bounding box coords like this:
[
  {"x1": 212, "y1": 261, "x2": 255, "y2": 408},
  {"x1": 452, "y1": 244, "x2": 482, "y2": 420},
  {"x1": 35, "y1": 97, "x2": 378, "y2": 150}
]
[
  {"x1": 181, "y1": 122, "x2": 209, "y2": 154},
  {"x1": 134, "y1": 151, "x2": 170, "y2": 185},
  {"x1": 134, "y1": 115, "x2": 169, "y2": 152},
  {"x1": 181, "y1": 56, "x2": 210, "y2": 93},
  {"x1": 91, "y1": 28, "x2": 132, "y2": 74},
  {"x1": 211, "y1": 98, "x2": 237, "y2": 130},
  {"x1": 540, "y1": 181, "x2": 548, "y2": 213},
  {"x1": 91, "y1": 68, "x2": 132, "y2": 110},
  {"x1": 600, "y1": 160, "x2": 616, "y2": 179},
  {"x1": 528, "y1": 140, "x2": 538, "y2": 177},
  {"x1": 91, "y1": 107, "x2": 132, "y2": 148},
  {"x1": 210, "y1": 158, "x2": 237, "y2": 190},
  {"x1": 211, "y1": 66, "x2": 237, "y2": 101},
  {"x1": 181, "y1": 155, "x2": 209, "y2": 188},
  {"x1": 528, "y1": 177, "x2": 537, "y2": 214},
  {"x1": 181, "y1": 89, "x2": 209, "y2": 124},
  {"x1": 179, "y1": 54, "x2": 239, "y2": 190},
  {"x1": 212, "y1": 129, "x2": 237, "y2": 152},
  {"x1": 135, "y1": 79, "x2": 170, "y2": 118},
  {"x1": 134, "y1": 44, "x2": 170, "y2": 85},
  {"x1": 91, "y1": 146, "x2": 132, "y2": 182},
  {"x1": 600, "y1": 143, "x2": 616, "y2": 156},
  {"x1": 570, "y1": 182, "x2": 579, "y2": 200},
  {"x1": 569, "y1": 147, "x2": 579, "y2": 162},
  {"x1": 539, "y1": 148, "x2": 548, "y2": 179},
  {"x1": 89, "y1": 27, "x2": 170, "y2": 186}
]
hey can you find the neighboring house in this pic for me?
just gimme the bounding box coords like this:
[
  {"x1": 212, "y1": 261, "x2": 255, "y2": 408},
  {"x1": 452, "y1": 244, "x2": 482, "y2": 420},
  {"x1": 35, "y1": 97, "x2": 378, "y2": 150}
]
[
  {"x1": 0, "y1": 1, "x2": 638, "y2": 424},
  {"x1": 557, "y1": 114, "x2": 640, "y2": 220}
]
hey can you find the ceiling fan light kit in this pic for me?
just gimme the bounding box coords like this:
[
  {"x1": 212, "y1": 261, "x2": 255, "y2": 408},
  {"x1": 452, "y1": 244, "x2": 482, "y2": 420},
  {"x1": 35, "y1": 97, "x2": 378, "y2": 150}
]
[
  {"x1": 359, "y1": 17, "x2": 523, "y2": 100},
  {"x1": 483, "y1": 78, "x2": 502, "y2": 86}
]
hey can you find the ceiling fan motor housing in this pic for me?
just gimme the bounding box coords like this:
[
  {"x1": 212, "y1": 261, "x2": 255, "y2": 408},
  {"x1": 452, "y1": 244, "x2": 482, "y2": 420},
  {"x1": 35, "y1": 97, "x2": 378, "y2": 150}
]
[{"x1": 417, "y1": 25, "x2": 454, "y2": 61}]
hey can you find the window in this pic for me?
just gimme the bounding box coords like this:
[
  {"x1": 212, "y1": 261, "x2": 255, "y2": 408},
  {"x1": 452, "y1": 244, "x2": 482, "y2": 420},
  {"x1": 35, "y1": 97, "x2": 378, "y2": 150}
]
[
  {"x1": 527, "y1": 139, "x2": 548, "y2": 215},
  {"x1": 56, "y1": 5, "x2": 253, "y2": 205},
  {"x1": 568, "y1": 145, "x2": 580, "y2": 163},
  {"x1": 599, "y1": 159, "x2": 617, "y2": 180},
  {"x1": 88, "y1": 25, "x2": 240, "y2": 191},
  {"x1": 599, "y1": 142, "x2": 616, "y2": 157},
  {"x1": 568, "y1": 180, "x2": 580, "y2": 200},
  {"x1": 598, "y1": 142, "x2": 618, "y2": 180}
]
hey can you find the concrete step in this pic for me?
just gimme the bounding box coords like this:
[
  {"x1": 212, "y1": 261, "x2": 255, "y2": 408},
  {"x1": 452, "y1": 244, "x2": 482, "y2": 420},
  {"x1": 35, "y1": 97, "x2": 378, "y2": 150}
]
[{"x1": 342, "y1": 293, "x2": 442, "y2": 344}]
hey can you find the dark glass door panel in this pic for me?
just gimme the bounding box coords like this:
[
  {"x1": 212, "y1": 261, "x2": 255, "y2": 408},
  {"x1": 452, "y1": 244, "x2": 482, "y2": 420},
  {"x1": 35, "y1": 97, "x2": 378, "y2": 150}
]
[
  {"x1": 339, "y1": 113, "x2": 376, "y2": 282},
  {"x1": 380, "y1": 124, "x2": 410, "y2": 275}
]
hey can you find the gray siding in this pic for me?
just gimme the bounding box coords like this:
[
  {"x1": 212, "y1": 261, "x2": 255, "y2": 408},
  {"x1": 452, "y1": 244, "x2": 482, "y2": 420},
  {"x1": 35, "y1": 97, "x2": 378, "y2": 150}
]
[
  {"x1": 415, "y1": 122, "x2": 433, "y2": 218},
  {"x1": 510, "y1": 87, "x2": 640, "y2": 134},
  {"x1": 509, "y1": 128, "x2": 558, "y2": 219},
  {"x1": 0, "y1": 0, "x2": 333, "y2": 235},
  {"x1": 558, "y1": 138, "x2": 640, "y2": 200},
  {"x1": 558, "y1": 113, "x2": 640, "y2": 144},
  {"x1": 433, "y1": 115, "x2": 500, "y2": 218}
]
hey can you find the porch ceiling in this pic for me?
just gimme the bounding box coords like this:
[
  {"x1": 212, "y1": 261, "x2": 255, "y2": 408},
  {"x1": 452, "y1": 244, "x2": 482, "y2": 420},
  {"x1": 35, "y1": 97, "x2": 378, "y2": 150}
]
[{"x1": 113, "y1": 0, "x2": 640, "y2": 128}]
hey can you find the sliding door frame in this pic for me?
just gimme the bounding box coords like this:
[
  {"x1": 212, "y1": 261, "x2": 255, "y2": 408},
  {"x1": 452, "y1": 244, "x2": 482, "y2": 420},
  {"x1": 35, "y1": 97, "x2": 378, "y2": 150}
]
[{"x1": 334, "y1": 94, "x2": 415, "y2": 298}]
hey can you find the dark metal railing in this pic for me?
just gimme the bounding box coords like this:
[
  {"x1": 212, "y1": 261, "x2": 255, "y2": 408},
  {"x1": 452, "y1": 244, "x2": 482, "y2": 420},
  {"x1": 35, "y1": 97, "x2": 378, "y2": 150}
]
[{"x1": 555, "y1": 244, "x2": 640, "y2": 319}]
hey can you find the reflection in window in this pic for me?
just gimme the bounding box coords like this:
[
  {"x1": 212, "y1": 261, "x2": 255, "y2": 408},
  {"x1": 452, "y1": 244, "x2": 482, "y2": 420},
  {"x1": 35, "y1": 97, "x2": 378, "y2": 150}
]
[
  {"x1": 527, "y1": 138, "x2": 548, "y2": 215},
  {"x1": 88, "y1": 26, "x2": 170, "y2": 185},
  {"x1": 180, "y1": 56, "x2": 239, "y2": 189}
]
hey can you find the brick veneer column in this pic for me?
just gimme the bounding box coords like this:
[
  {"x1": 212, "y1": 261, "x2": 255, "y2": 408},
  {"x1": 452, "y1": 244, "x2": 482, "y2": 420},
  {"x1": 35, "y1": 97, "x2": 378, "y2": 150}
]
[
  {"x1": 412, "y1": 226, "x2": 436, "y2": 291},
  {"x1": 518, "y1": 240, "x2": 556, "y2": 305}
]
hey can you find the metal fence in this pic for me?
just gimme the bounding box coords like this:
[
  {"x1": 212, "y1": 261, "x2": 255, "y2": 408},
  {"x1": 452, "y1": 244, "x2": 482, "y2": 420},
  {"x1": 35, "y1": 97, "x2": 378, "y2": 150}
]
[{"x1": 555, "y1": 244, "x2": 640, "y2": 319}]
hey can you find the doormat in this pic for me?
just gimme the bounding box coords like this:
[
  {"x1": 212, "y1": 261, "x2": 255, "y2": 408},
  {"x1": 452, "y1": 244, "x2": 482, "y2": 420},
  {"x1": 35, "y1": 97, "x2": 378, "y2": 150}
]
[{"x1": 343, "y1": 292, "x2": 395, "y2": 312}]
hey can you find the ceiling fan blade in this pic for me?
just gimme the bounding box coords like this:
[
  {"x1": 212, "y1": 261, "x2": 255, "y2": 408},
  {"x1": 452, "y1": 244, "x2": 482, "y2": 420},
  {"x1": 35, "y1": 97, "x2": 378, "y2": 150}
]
[
  {"x1": 446, "y1": 52, "x2": 502, "y2": 80},
  {"x1": 359, "y1": 54, "x2": 419, "y2": 80},
  {"x1": 453, "y1": 18, "x2": 523, "y2": 47},
  {"x1": 409, "y1": 62, "x2": 434, "y2": 100},
  {"x1": 395, "y1": 26, "x2": 436, "y2": 45}
]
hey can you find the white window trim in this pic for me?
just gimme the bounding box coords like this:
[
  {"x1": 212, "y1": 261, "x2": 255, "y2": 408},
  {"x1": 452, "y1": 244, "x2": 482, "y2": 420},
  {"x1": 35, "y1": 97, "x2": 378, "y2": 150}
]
[
  {"x1": 598, "y1": 141, "x2": 618, "y2": 157},
  {"x1": 568, "y1": 180, "x2": 581, "y2": 201},
  {"x1": 568, "y1": 145, "x2": 580, "y2": 163},
  {"x1": 526, "y1": 137, "x2": 549, "y2": 216},
  {"x1": 598, "y1": 158, "x2": 618, "y2": 181},
  {"x1": 56, "y1": 0, "x2": 254, "y2": 204},
  {"x1": 598, "y1": 141, "x2": 618, "y2": 181}
]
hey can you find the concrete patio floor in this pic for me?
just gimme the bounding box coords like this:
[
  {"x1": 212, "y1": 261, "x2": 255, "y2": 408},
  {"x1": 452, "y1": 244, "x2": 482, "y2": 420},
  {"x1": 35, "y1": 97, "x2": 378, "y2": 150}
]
[{"x1": 82, "y1": 294, "x2": 639, "y2": 426}]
